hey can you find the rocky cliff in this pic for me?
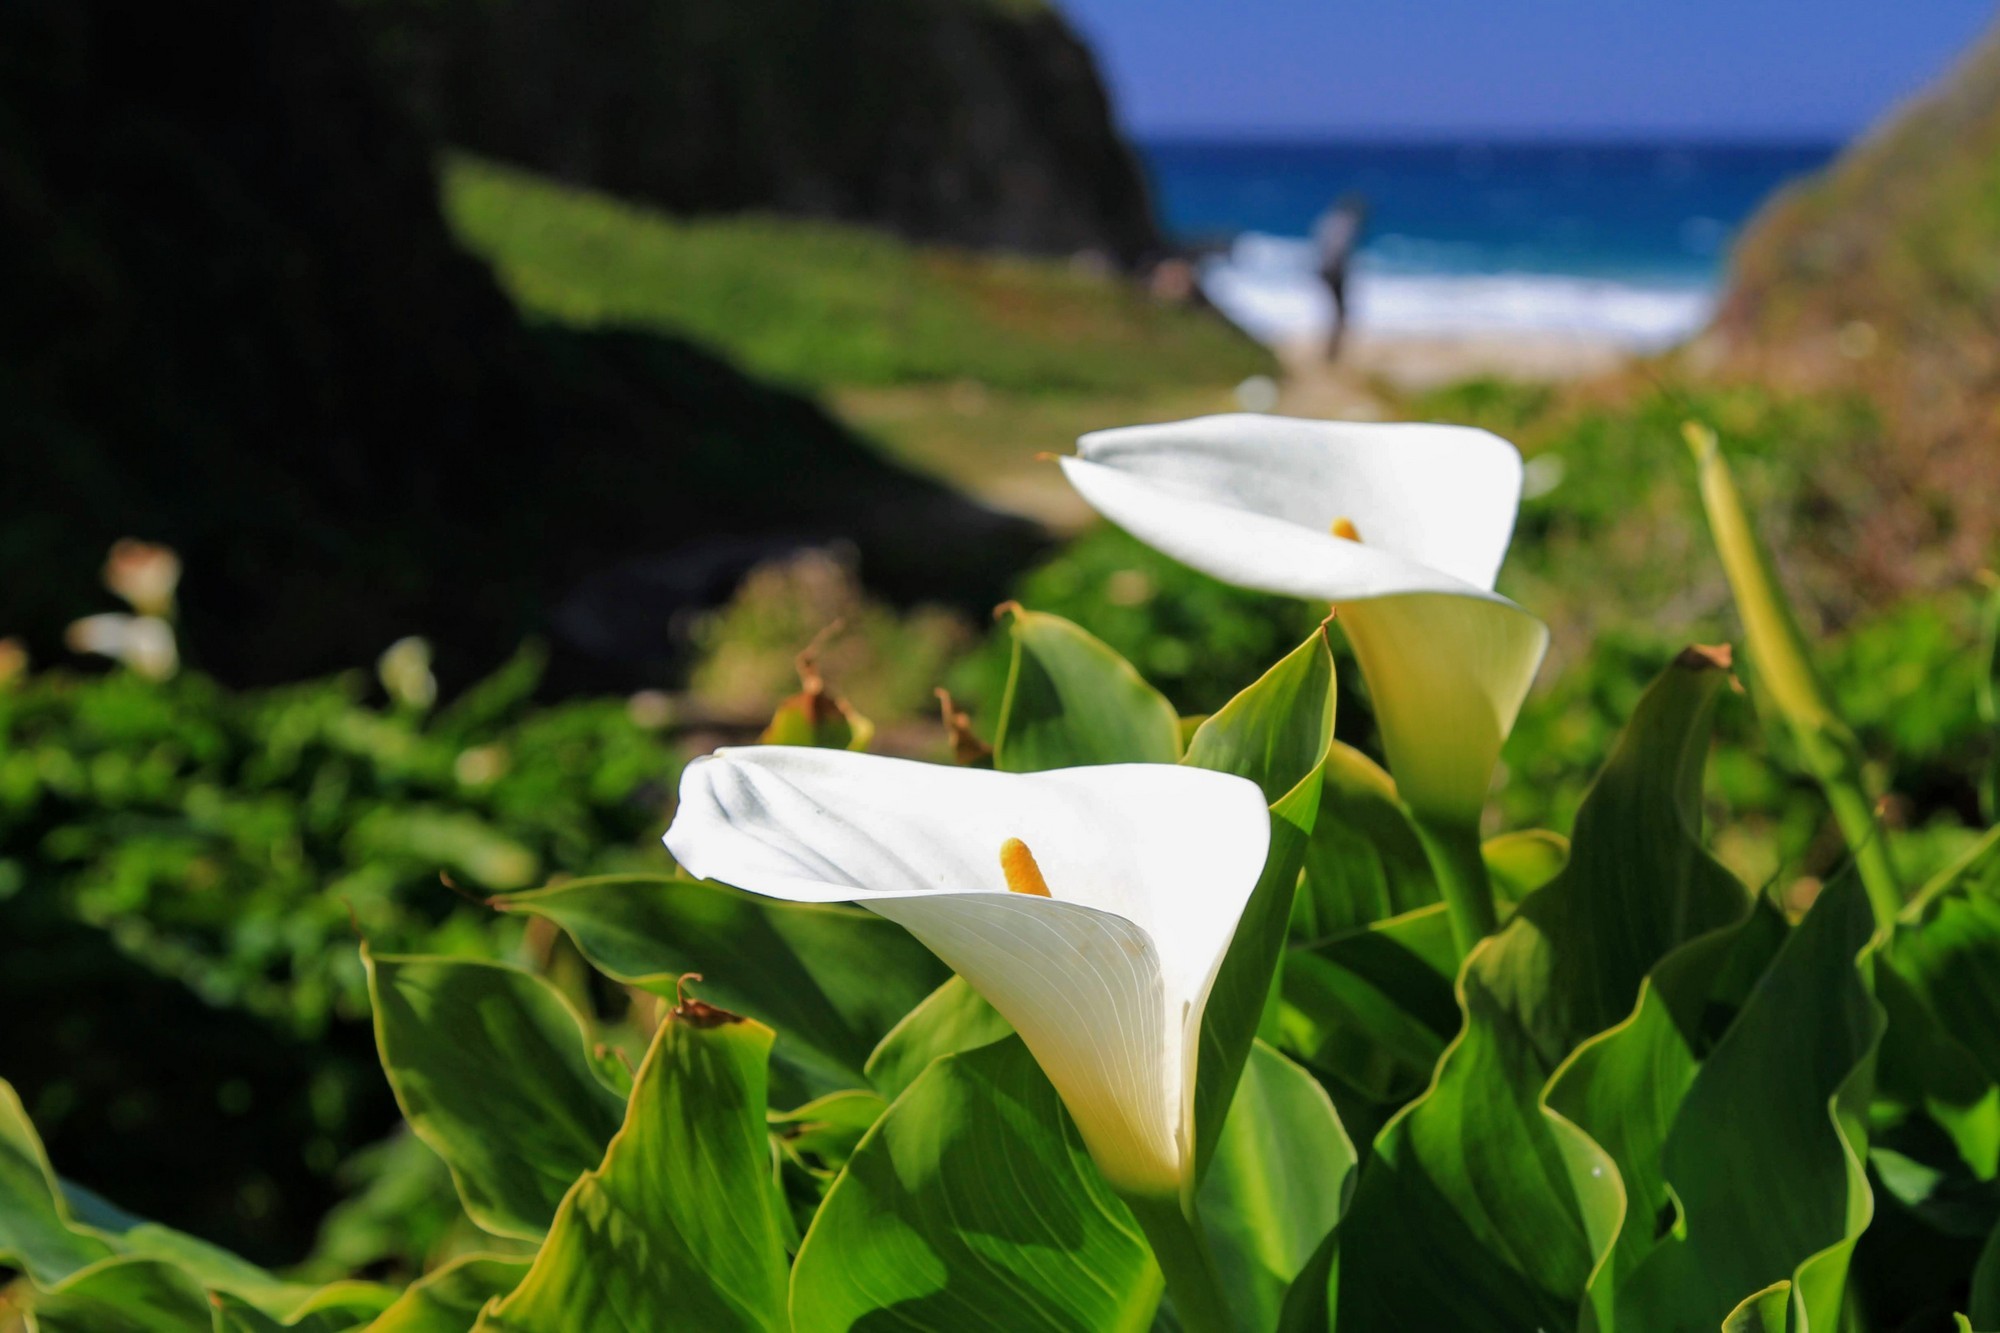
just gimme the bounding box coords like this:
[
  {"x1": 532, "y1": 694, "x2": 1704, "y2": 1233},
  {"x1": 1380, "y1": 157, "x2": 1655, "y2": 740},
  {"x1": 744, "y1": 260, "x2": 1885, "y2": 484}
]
[
  {"x1": 349, "y1": 0, "x2": 1163, "y2": 265},
  {"x1": 0, "y1": 0, "x2": 1044, "y2": 688}
]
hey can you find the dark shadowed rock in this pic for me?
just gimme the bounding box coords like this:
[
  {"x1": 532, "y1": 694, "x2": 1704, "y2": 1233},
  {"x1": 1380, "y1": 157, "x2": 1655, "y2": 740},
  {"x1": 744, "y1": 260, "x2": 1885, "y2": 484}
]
[
  {"x1": 348, "y1": 0, "x2": 1164, "y2": 265},
  {"x1": 0, "y1": 0, "x2": 1045, "y2": 689}
]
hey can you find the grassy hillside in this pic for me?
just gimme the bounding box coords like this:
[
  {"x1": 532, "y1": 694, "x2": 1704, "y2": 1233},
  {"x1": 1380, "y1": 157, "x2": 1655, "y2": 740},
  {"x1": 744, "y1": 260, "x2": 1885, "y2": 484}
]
[
  {"x1": 444, "y1": 156, "x2": 1267, "y2": 395},
  {"x1": 1700, "y1": 16, "x2": 2000, "y2": 599},
  {"x1": 444, "y1": 156, "x2": 1271, "y2": 518}
]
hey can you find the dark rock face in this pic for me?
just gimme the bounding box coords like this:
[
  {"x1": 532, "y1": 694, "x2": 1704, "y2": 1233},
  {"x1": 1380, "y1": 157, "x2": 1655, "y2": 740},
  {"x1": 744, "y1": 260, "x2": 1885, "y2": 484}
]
[
  {"x1": 0, "y1": 0, "x2": 1044, "y2": 689},
  {"x1": 351, "y1": 0, "x2": 1164, "y2": 265}
]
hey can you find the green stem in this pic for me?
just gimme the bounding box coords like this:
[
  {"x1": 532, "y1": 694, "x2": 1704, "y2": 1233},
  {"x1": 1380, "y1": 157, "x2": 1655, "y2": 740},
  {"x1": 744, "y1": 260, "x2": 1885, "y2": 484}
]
[
  {"x1": 1125, "y1": 1192, "x2": 1236, "y2": 1333},
  {"x1": 1686, "y1": 422, "x2": 1904, "y2": 928},
  {"x1": 1412, "y1": 812, "x2": 1497, "y2": 959},
  {"x1": 1808, "y1": 732, "x2": 1907, "y2": 928}
]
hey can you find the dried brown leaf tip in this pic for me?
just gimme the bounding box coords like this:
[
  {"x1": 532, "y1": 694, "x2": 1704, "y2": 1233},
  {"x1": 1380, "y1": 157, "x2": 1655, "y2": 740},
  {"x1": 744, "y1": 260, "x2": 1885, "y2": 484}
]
[
  {"x1": 1675, "y1": 642, "x2": 1734, "y2": 672},
  {"x1": 936, "y1": 687, "x2": 994, "y2": 766},
  {"x1": 671, "y1": 972, "x2": 744, "y2": 1028}
]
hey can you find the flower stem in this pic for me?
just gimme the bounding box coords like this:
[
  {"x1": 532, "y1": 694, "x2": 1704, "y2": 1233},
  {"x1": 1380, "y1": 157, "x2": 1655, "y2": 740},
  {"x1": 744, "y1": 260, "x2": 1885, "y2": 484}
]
[
  {"x1": 1413, "y1": 812, "x2": 1497, "y2": 958},
  {"x1": 1125, "y1": 1192, "x2": 1236, "y2": 1333},
  {"x1": 1685, "y1": 422, "x2": 1903, "y2": 927}
]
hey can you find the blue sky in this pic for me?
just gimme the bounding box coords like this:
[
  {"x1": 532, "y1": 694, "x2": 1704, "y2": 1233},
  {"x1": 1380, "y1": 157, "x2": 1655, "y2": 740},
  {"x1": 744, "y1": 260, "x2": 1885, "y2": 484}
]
[{"x1": 1059, "y1": 0, "x2": 1998, "y2": 140}]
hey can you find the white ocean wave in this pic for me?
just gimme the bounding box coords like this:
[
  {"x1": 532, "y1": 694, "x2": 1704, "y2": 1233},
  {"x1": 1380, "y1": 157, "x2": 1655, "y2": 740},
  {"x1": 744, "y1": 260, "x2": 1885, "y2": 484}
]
[{"x1": 1199, "y1": 231, "x2": 1715, "y2": 350}]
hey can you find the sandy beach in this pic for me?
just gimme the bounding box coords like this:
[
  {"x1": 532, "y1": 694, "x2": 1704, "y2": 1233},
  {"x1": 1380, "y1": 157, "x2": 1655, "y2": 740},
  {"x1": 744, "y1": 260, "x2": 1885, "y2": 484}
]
[{"x1": 1272, "y1": 329, "x2": 1633, "y2": 419}]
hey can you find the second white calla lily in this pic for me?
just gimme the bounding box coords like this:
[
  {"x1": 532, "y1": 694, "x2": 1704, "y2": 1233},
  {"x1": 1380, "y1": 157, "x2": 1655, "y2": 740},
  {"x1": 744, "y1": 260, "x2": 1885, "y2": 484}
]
[
  {"x1": 664, "y1": 746, "x2": 1271, "y2": 1199},
  {"x1": 1060, "y1": 413, "x2": 1549, "y2": 823}
]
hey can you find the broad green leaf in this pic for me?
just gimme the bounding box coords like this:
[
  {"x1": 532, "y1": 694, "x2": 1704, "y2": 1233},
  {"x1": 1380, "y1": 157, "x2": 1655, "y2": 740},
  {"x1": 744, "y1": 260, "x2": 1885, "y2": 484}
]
[
  {"x1": 1197, "y1": 1041, "x2": 1356, "y2": 1331},
  {"x1": 25, "y1": 1257, "x2": 212, "y2": 1333},
  {"x1": 791, "y1": 1038, "x2": 1161, "y2": 1333},
  {"x1": 1185, "y1": 630, "x2": 1338, "y2": 1179},
  {"x1": 1, "y1": 1080, "x2": 334, "y2": 1319},
  {"x1": 992, "y1": 606, "x2": 1181, "y2": 772},
  {"x1": 1323, "y1": 950, "x2": 1624, "y2": 1329},
  {"x1": 1320, "y1": 650, "x2": 1751, "y2": 1326},
  {"x1": 1545, "y1": 902, "x2": 1787, "y2": 1313},
  {"x1": 1722, "y1": 1282, "x2": 1794, "y2": 1333},
  {"x1": 1974, "y1": 1220, "x2": 2000, "y2": 1328},
  {"x1": 1607, "y1": 878, "x2": 1882, "y2": 1330},
  {"x1": 1483, "y1": 829, "x2": 1570, "y2": 908},
  {"x1": 366, "y1": 951, "x2": 626, "y2": 1241},
  {"x1": 0, "y1": 1081, "x2": 114, "y2": 1286},
  {"x1": 1183, "y1": 627, "x2": 1335, "y2": 806},
  {"x1": 1872, "y1": 852, "x2": 2000, "y2": 1246},
  {"x1": 863, "y1": 975, "x2": 1011, "y2": 1101},
  {"x1": 1871, "y1": 961, "x2": 2000, "y2": 1217},
  {"x1": 1889, "y1": 871, "x2": 2000, "y2": 1087},
  {"x1": 771, "y1": 1089, "x2": 888, "y2": 1178},
  {"x1": 477, "y1": 1001, "x2": 790, "y2": 1333},
  {"x1": 366, "y1": 1256, "x2": 531, "y2": 1333},
  {"x1": 1278, "y1": 903, "x2": 1459, "y2": 1111},
  {"x1": 1296, "y1": 742, "x2": 1436, "y2": 937},
  {"x1": 1478, "y1": 648, "x2": 1751, "y2": 1066},
  {"x1": 499, "y1": 874, "x2": 947, "y2": 1101}
]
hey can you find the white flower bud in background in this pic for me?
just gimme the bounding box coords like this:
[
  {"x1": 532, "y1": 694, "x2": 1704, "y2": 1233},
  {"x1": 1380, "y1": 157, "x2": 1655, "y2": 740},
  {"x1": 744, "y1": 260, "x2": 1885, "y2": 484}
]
[
  {"x1": 377, "y1": 636, "x2": 438, "y2": 711},
  {"x1": 0, "y1": 637, "x2": 28, "y2": 688},
  {"x1": 103, "y1": 539, "x2": 181, "y2": 618},
  {"x1": 66, "y1": 613, "x2": 179, "y2": 681}
]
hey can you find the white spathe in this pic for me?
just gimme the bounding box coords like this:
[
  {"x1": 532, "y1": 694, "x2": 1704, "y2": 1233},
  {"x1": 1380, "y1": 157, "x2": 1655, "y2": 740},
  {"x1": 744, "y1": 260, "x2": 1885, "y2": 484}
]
[
  {"x1": 664, "y1": 747, "x2": 1271, "y2": 1198},
  {"x1": 1060, "y1": 413, "x2": 1548, "y2": 821}
]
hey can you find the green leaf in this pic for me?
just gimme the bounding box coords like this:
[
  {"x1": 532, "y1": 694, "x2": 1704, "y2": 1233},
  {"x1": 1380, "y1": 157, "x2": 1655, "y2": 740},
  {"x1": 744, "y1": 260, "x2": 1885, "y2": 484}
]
[
  {"x1": 1974, "y1": 1219, "x2": 2000, "y2": 1328},
  {"x1": 771, "y1": 1089, "x2": 888, "y2": 1179},
  {"x1": 1323, "y1": 950, "x2": 1624, "y2": 1329},
  {"x1": 1184, "y1": 630, "x2": 1338, "y2": 1179},
  {"x1": 1482, "y1": 829, "x2": 1569, "y2": 908},
  {"x1": 1597, "y1": 879, "x2": 1883, "y2": 1330},
  {"x1": 992, "y1": 605, "x2": 1181, "y2": 772},
  {"x1": 1, "y1": 1079, "x2": 337, "y2": 1320},
  {"x1": 1319, "y1": 650, "x2": 1752, "y2": 1326},
  {"x1": 1721, "y1": 1282, "x2": 1795, "y2": 1333},
  {"x1": 1544, "y1": 901, "x2": 1787, "y2": 1314},
  {"x1": 1478, "y1": 648, "x2": 1752, "y2": 1066},
  {"x1": 366, "y1": 1255, "x2": 531, "y2": 1333},
  {"x1": 1277, "y1": 904, "x2": 1459, "y2": 1111},
  {"x1": 0, "y1": 1081, "x2": 114, "y2": 1286},
  {"x1": 863, "y1": 975, "x2": 1011, "y2": 1101},
  {"x1": 366, "y1": 951, "x2": 626, "y2": 1241},
  {"x1": 476, "y1": 1000, "x2": 791, "y2": 1333},
  {"x1": 1889, "y1": 869, "x2": 2000, "y2": 1088},
  {"x1": 790, "y1": 1038, "x2": 1161, "y2": 1333},
  {"x1": 24, "y1": 1258, "x2": 213, "y2": 1333},
  {"x1": 1183, "y1": 626, "x2": 1335, "y2": 806},
  {"x1": 1197, "y1": 1041, "x2": 1356, "y2": 1331},
  {"x1": 499, "y1": 874, "x2": 947, "y2": 1101},
  {"x1": 1296, "y1": 741, "x2": 1437, "y2": 937}
]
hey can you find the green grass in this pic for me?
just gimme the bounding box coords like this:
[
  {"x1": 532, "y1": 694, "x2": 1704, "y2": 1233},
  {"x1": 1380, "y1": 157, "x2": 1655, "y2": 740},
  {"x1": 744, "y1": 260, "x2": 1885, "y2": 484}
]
[{"x1": 442, "y1": 156, "x2": 1271, "y2": 396}]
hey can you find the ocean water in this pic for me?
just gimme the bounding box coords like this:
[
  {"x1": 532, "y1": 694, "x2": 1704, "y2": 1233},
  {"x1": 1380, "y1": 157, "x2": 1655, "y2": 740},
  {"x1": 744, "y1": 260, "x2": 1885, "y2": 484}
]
[{"x1": 1138, "y1": 139, "x2": 1838, "y2": 348}]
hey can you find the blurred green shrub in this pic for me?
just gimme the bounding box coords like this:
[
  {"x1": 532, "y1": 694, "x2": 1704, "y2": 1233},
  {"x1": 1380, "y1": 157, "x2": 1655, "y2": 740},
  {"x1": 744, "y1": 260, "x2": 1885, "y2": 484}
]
[{"x1": 0, "y1": 643, "x2": 680, "y2": 1263}]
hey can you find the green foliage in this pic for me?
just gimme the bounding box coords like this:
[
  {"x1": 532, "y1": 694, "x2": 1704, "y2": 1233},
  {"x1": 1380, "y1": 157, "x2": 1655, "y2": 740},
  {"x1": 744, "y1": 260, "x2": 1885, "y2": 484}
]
[
  {"x1": 497, "y1": 874, "x2": 948, "y2": 1103},
  {"x1": 478, "y1": 1004, "x2": 792, "y2": 1333},
  {"x1": 443, "y1": 157, "x2": 1270, "y2": 397},
  {"x1": 991, "y1": 604, "x2": 1183, "y2": 771},
  {"x1": 792, "y1": 1038, "x2": 1161, "y2": 1332},
  {"x1": 0, "y1": 647, "x2": 675, "y2": 1035},
  {"x1": 366, "y1": 953, "x2": 627, "y2": 1241},
  {"x1": 11, "y1": 386, "x2": 2000, "y2": 1331}
]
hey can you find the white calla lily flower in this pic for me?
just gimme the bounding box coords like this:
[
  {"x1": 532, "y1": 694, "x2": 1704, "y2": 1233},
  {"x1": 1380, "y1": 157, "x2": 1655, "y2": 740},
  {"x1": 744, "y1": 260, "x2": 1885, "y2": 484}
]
[
  {"x1": 1060, "y1": 413, "x2": 1548, "y2": 823},
  {"x1": 664, "y1": 746, "x2": 1271, "y2": 1199}
]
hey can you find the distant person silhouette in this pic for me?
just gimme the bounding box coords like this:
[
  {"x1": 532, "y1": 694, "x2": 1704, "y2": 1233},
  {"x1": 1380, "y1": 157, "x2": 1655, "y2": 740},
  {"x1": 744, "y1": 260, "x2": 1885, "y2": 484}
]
[{"x1": 1314, "y1": 195, "x2": 1369, "y2": 361}]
